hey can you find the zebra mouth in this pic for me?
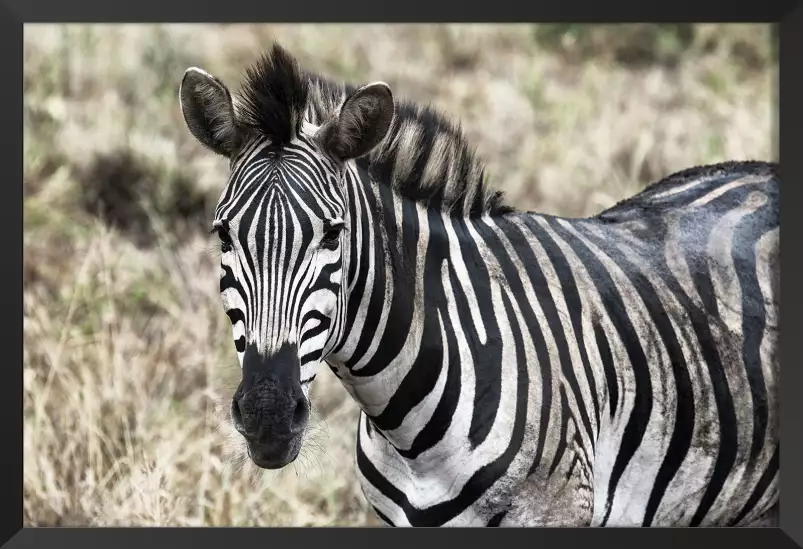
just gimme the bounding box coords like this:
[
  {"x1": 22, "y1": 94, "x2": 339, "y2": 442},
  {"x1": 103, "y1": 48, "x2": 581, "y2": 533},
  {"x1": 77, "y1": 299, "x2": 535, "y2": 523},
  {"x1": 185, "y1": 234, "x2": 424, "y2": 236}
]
[{"x1": 246, "y1": 435, "x2": 303, "y2": 469}]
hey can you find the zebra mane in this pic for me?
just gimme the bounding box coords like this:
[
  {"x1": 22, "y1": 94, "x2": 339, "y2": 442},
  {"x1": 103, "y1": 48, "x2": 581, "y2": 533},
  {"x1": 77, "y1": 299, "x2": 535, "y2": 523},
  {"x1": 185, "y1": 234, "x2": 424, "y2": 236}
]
[{"x1": 234, "y1": 43, "x2": 513, "y2": 217}]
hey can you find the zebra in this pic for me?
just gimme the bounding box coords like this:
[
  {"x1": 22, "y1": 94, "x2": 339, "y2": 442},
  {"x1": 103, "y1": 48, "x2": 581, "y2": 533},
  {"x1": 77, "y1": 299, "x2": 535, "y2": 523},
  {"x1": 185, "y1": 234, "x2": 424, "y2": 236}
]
[{"x1": 178, "y1": 43, "x2": 779, "y2": 527}]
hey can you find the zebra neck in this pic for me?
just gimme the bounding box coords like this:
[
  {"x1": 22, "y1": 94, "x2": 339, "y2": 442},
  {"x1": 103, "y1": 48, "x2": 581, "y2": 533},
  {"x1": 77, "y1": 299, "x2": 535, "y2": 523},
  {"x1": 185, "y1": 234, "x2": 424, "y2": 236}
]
[{"x1": 325, "y1": 164, "x2": 576, "y2": 455}]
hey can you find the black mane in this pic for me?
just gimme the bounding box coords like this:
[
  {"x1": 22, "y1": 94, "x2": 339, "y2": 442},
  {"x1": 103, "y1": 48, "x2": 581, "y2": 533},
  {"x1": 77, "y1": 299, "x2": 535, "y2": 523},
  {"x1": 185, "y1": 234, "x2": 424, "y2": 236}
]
[
  {"x1": 236, "y1": 44, "x2": 310, "y2": 146},
  {"x1": 233, "y1": 43, "x2": 512, "y2": 217}
]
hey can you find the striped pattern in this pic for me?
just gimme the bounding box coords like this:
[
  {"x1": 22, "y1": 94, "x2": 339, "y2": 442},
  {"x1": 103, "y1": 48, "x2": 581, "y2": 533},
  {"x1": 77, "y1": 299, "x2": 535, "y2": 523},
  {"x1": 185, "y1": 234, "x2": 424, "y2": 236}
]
[
  {"x1": 183, "y1": 45, "x2": 780, "y2": 527},
  {"x1": 214, "y1": 133, "x2": 348, "y2": 397},
  {"x1": 333, "y1": 159, "x2": 779, "y2": 527}
]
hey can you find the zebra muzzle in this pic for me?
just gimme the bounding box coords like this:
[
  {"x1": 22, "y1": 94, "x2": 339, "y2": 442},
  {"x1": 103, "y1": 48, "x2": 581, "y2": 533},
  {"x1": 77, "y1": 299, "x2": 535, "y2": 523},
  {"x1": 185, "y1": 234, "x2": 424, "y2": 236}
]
[{"x1": 230, "y1": 342, "x2": 310, "y2": 468}]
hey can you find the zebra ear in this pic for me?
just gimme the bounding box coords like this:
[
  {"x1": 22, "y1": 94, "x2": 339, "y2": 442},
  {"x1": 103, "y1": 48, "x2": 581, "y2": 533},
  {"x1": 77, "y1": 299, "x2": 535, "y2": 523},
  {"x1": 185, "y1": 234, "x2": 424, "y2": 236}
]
[
  {"x1": 180, "y1": 67, "x2": 239, "y2": 158},
  {"x1": 318, "y1": 82, "x2": 394, "y2": 161}
]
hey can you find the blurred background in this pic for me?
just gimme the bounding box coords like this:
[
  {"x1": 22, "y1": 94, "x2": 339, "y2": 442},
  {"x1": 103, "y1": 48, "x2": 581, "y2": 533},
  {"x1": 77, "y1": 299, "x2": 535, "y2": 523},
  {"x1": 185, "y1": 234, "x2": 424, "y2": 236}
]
[{"x1": 23, "y1": 23, "x2": 777, "y2": 526}]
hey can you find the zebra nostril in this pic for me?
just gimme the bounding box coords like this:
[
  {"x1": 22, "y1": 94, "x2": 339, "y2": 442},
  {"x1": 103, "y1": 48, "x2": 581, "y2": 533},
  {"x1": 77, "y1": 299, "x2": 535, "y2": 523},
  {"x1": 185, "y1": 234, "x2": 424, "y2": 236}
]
[{"x1": 292, "y1": 398, "x2": 309, "y2": 429}]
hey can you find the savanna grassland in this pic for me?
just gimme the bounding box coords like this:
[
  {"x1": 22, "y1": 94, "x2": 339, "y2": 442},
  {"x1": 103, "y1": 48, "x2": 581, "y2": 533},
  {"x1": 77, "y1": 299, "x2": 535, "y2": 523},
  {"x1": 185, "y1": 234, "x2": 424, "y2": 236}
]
[{"x1": 23, "y1": 23, "x2": 776, "y2": 526}]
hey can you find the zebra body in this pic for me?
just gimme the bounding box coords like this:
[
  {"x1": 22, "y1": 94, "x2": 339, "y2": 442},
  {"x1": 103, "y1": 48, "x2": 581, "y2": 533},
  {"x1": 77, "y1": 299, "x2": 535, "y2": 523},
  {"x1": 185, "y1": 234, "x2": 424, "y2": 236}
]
[
  {"x1": 178, "y1": 44, "x2": 779, "y2": 527},
  {"x1": 340, "y1": 160, "x2": 779, "y2": 527}
]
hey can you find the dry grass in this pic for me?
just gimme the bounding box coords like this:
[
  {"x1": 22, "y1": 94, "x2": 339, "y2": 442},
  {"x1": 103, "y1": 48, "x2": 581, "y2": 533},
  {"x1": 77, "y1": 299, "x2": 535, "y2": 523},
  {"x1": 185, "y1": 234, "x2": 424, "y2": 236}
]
[{"x1": 23, "y1": 23, "x2": 776, "y2": 526}]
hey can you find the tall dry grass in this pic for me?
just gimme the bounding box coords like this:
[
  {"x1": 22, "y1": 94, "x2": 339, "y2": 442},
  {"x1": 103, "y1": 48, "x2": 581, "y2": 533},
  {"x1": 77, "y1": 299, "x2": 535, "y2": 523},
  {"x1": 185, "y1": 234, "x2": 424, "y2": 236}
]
[{"x1": 23, "y1": 23, "x2": 776, "y2": 526}]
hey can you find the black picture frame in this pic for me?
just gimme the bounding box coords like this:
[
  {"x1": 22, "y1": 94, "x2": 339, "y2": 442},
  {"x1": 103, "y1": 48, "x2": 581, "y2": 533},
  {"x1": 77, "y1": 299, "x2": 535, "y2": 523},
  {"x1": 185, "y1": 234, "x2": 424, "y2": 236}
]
[{"x1": 8, "y1": 2, "x2": 801, "y2": 547}]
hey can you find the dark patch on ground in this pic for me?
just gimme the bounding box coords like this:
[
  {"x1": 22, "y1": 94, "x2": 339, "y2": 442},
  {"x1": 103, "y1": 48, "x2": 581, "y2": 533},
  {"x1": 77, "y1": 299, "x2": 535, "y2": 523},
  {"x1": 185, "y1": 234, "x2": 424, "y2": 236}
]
[{"x1": 75, "y1": 149, "x2": 213, "y2": 248}]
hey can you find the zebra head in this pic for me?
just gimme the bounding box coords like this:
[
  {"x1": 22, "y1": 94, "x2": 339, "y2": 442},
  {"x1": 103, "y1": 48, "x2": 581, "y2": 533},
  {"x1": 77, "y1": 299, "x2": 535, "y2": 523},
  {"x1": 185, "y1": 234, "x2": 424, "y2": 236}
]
[{"x1": 179, "y1": 45, "x2": 394, "y2": 469}]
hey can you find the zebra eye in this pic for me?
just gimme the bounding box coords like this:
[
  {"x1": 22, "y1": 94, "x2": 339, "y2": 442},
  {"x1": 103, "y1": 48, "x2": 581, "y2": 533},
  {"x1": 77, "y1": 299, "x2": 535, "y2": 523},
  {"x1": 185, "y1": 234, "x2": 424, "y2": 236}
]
[
  {"x1": 214, "y1": 227, "x2": 234, "y2": 253},
  {"x1": 321, "y1": 224, "x2": 342, "y2": 250}
]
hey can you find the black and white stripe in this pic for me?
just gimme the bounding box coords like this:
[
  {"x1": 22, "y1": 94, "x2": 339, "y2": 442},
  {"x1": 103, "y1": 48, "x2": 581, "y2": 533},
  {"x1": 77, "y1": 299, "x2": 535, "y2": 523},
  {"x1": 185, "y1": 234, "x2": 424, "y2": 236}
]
[
  {"x1": 213, "y1": 132, "x2": 348, "y2": 395},
  {"x1": 180, "y1": 43, "x2": 779, "y2": 527}
]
